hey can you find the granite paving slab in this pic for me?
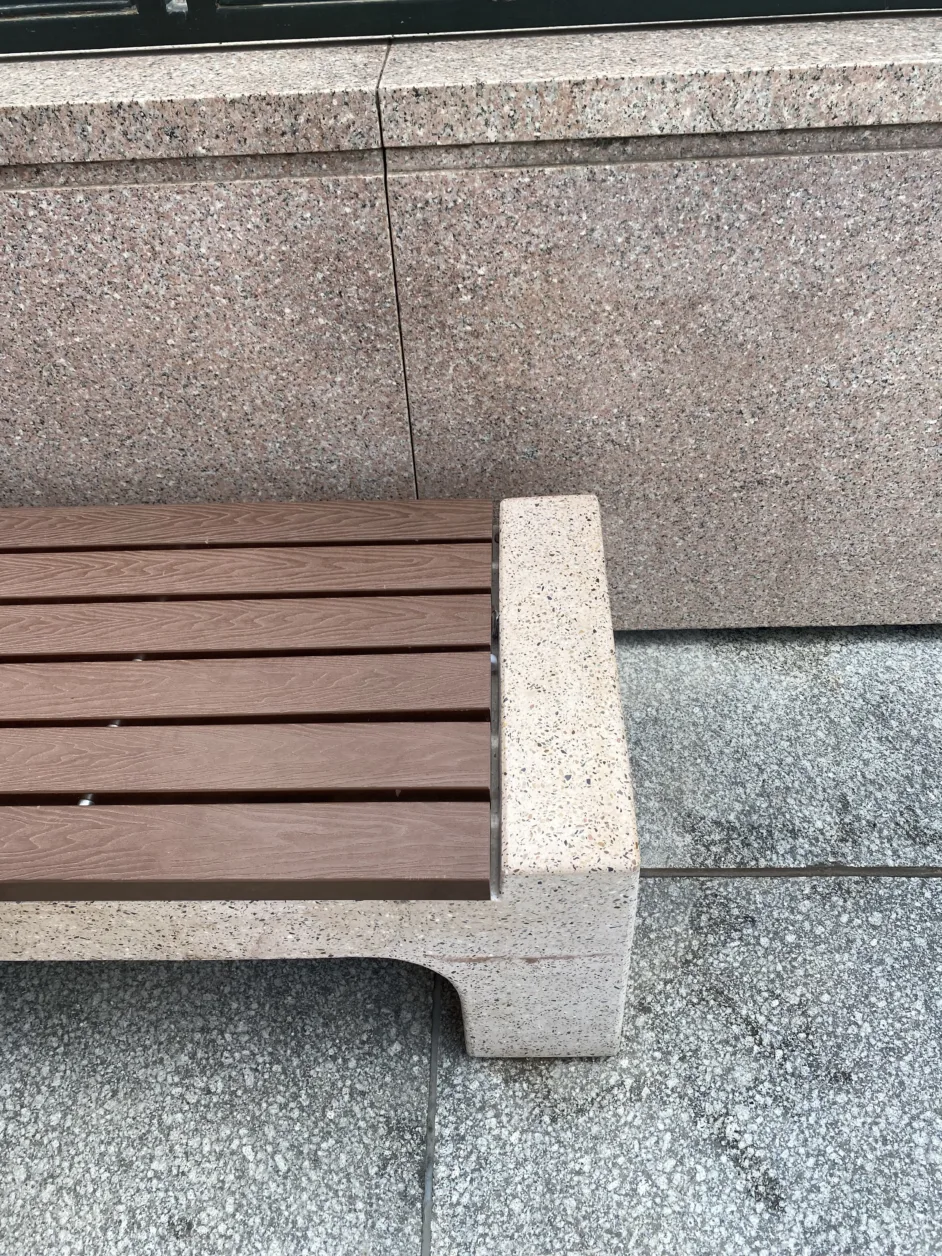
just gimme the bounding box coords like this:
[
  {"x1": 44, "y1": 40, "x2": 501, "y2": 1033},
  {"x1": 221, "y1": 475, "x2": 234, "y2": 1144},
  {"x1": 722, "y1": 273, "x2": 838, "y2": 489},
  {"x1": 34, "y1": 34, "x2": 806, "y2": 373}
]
[
  {"x1": 617, "y1": 626, "x2": 942, "y2": 869},
  {"x1": 431, "y1": 877, "x2": 942, "y2": 1256},
  {"x1": 0, "y1": 959, "x2": 431, "y2": 1256}
]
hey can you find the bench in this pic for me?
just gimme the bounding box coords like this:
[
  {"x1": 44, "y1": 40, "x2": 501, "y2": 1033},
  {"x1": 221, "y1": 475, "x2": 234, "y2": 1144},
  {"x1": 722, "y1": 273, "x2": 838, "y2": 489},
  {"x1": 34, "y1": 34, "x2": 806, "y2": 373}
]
[{"x1": 0, "y1": 493, "x2": 638, "y2": 1057}]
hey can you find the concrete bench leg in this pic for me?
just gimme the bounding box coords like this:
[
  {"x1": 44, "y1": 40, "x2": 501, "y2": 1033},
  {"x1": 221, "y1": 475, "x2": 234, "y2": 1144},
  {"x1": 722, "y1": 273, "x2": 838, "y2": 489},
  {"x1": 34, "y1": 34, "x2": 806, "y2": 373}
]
[
  {"x1": 451, "y1": 958, "x2": 628, "y2": 1058},
  {"x1": 0, "y1": 494, "x2": 638, "y2": 1058},
  {"x1": 434, "y1": 493, "x2": 640, "y2": 1057}
]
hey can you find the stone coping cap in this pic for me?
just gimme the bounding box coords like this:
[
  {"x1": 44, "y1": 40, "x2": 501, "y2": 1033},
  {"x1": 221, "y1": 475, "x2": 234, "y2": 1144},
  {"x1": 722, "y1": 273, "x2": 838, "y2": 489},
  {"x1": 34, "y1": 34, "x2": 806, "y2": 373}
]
[
  {"x1": 380, "y1": 16, "x2": 942, "y2": 146},
  {"x1": 499, "y1": 495, "x2": 639, "y2": 879},
  {"x1": 0, "y1": 43, "x2": 388, "y2": 165}
]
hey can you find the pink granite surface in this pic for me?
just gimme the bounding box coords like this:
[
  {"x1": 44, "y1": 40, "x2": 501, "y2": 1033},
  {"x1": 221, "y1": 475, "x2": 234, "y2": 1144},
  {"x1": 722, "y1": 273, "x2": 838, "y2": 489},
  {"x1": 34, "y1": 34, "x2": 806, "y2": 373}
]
[
  {"x1": 0, "y1": 167, "x2": 414, "y2": 505},
  {"x1": 388, "y1": 145, "x2": 942, "y2": 629},
  {"x1": 380, "y1": 17, "x2": 942, "y2": 146},
  {"x1": 0, "y1": 44, "x2": 388, "y2": 165}
]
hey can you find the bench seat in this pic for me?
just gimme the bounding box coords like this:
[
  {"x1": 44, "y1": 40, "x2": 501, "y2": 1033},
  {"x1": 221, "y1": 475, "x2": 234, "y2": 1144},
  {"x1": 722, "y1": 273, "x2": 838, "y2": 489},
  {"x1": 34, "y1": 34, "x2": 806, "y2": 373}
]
[{"x1": 0, "y1": 494, "x2": 639, "y2": 1057}]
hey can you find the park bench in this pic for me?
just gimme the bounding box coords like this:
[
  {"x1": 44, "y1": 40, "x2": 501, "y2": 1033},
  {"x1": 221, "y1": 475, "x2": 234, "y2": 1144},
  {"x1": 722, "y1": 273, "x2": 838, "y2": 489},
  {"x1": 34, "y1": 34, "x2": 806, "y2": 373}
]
[{"x1": 0, "y1": 493, "x2": 638, "y2": 1057}]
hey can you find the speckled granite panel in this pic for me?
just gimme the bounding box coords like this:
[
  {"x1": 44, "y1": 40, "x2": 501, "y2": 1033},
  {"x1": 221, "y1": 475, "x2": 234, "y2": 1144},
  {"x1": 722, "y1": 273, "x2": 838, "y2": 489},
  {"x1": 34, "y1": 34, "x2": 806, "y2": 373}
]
[
  {"x1": 379, "y1": 17, "x2": 942, "y2": 147},
  {"x1": 0, "y1": 959, "x2": 429, "y2": 1256},
  {"x1": 0, "y1": 172, "x2": 414, "y2": 505},
  {"x1": 618, "y1": 626, "x2": 942, "y2": 869},
  {"x1": 499, "y1": 495, "x2": 638, "y2": 877},
  {"x1": 390, "y1": 148, "x2": 942, "y2": 628},
  {"x1": 0, "y1": 44, "x2": 387, "y2": 164},
  {"x1": 431, "y1": 877, "x2": 942, "y2": 1256}
]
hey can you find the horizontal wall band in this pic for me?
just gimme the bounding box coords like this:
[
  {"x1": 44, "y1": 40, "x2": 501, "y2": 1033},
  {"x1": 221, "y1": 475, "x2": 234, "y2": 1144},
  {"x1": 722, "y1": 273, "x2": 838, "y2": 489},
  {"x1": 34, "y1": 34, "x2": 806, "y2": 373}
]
[
  {"x1": 0, "y1": 149, "x2": 382, "y2": 192},
  {"x1": 4, "y1": 123, "x2": 942, "y2": 192},
  {"x1": 386, "y1": 122, "x2": 942, "y2": 175}
]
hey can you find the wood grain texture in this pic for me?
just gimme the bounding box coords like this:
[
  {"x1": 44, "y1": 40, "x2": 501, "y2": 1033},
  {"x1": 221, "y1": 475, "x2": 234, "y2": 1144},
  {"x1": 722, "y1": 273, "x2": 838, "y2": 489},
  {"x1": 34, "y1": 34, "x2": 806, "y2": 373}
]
[
  {"x1": 0, "y1": 500, "x2": 494, "y2": 551},
  {"x1": 0, "y1": 595, "x2": 492, "y2": 658},
  {"x1": 0, "y1": 802, "x2": 491, "y2": 899},
  {"x1": 0, "y1": 652, "x2": 492, "y2": 721},
  {"x1": 0, "y1": 544, "x2": 492, "y2": 601},
  {"x1": 0, "y1": 722, "x2": 491, "y2": 793}
]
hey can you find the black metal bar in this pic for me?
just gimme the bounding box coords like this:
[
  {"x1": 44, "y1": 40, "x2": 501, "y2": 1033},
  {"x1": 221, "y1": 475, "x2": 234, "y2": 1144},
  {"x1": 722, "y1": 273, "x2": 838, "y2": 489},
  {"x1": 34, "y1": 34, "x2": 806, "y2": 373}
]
[{"x1": 2, "y1": 0, "x2": 941, "y2": 57}]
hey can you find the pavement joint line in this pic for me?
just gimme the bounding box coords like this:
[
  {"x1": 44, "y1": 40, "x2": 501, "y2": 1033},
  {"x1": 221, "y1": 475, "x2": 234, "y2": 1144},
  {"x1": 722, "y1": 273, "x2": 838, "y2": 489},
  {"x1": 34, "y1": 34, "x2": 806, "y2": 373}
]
[
  {"x1": 420, "y1": 972, "x2": 442, "y2": 1256},
  {"x1": 641, "y1": 865, "x2": 942, "y2": 878}
]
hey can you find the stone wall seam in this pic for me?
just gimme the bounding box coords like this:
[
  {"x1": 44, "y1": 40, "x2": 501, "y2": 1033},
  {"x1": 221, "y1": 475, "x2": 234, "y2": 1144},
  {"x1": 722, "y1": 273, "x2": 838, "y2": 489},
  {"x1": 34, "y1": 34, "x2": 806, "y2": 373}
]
[
  {"x1": 377, "y1": 41, "x2": 421, "y2": 500},
  {"x1": 382, "y1": 122, "x2": 942, "y2": 175}
]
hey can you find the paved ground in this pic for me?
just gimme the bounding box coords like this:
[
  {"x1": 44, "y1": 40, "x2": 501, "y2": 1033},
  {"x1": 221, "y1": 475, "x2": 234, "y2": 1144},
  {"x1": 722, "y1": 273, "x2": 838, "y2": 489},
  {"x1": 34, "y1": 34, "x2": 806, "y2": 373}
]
[{"x1": 2, "y1": 626, "x2": 941, "y2": 1255}]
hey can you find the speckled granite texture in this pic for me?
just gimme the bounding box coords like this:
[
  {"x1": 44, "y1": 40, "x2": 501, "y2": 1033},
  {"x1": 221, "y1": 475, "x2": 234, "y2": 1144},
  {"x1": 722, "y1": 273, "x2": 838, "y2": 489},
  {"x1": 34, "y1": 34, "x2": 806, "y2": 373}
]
[
  {"x1": 0, "y1": 958, "x2": 430, "y2": 1256},
  {"x1": 389, "y1": 146, "x2": 942, "y2": 628},
  {"x1": 618, "y1": 626, "x2": 942, "y2": 870},
  {"x1": 0, "y1": 170, "x2": 414, "y2": 505},
  {"x1": 499, "y1": 496, "x2": 637, "y2": 877},
  {"x1": 0, "y1": 44, "x2": 387, "y2": 165},
  {"x1": 3, "y1": 28, "x2": 942, "y2": 627},
  {"x1": 380, "y1": 17, "x2": 942, "y2": 146},
  {"x1": 432, "y1": 876, "x2": 942, "y2": 1256}
]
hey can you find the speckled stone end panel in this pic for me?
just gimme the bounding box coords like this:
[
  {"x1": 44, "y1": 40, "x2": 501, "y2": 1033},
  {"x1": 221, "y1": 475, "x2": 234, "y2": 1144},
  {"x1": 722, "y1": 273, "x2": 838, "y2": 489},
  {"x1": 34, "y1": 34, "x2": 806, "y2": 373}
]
[
  {"x1": 379, "y1": 16, "x2": 942, "y2": 147},
  {"x1": 390, "y1": 146, "x2": 942, "y2": 630},
  {"x1": 499, "y1": 494, "x2": 639, "y2": 879},
  {"x1": 0, "y1": 500, "x2": 638, "y2": 1058},
  {"x1": 0, "y1": 43, "x2": 388, "y2": 165}
]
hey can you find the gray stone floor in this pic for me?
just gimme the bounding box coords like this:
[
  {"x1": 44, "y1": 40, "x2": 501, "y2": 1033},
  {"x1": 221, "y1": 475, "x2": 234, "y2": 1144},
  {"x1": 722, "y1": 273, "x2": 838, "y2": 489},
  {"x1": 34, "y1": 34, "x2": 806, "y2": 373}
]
[
  {"x1": 0, "y1": 960, "x2": 431, "y2": 1256},
  {"x1": 618, "y1": 625, "x2": 942, "y2": 869},
  {"x1": 2, "y1": 626, "x2": 942, "y2": 1254},
  {"x1": 433, "y1": 877, "x2": 942, "y2": 1256}
]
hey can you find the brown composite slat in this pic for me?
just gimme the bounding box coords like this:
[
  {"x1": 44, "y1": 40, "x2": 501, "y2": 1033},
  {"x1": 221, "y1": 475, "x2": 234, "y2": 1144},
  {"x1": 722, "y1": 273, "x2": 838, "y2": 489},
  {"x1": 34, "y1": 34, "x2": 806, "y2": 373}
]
[
  {"x1": 0, "y1": 500, "x2": 494, "y2": 551},
  {"x1": 0, "y1": 543, "x2": 492, "y2": 602},
  {"x1": 0, "y1": 722, "x2": 490, "y2": 794},
  {"x1": 0, "y1": 653, "x2": 492, "y2": 721},
  {"x1": 0, "y1": 802, "x2": 491, "y2": 899},
  {"x1": 0, "y1": 594, "x2": 492, "y2": 658}
]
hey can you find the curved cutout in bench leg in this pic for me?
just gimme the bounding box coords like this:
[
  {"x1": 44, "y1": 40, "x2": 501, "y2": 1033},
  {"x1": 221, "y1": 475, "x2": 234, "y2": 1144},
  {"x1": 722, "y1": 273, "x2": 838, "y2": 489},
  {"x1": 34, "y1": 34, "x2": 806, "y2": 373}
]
[
  {"x1": 439, "y1": 955, "x2": 629, "y2": 1059},
  {"x1": 431, "y1": 883, "x2": 635, "y2": 1059}
]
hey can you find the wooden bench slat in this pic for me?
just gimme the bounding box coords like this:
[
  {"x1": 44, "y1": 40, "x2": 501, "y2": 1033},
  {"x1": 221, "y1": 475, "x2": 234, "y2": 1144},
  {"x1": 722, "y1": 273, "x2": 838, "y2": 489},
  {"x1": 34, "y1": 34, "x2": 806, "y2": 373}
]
[
  {"x1": 0, "y1": 653, "x2": 492, "y2": 721},
  {"x1": 0, "y1": 801, "x2": 491, "y2": 899},
  {"x1": 0, "y1": 594, "x2": 492, "y2": 658},
  {"x1": 0, "y1": 722, "x2": 490, "y2": 794},
  {"x1": 0, "y1": 500, "x2": 494, "y2": 551},
  {"x1": 0, "y1": 543, "x2": 492, "y2": 602}
]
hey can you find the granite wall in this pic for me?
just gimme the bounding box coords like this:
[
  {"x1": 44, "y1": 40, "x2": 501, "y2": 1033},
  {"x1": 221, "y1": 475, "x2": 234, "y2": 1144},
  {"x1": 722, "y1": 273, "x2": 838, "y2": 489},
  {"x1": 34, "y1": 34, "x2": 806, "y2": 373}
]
[
  {"x1": 2, "y1": 19, "x2": 942, "y2": 628},
  {"x1": 0, "y1": 46, "x2": 414, "y2": 505}
]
